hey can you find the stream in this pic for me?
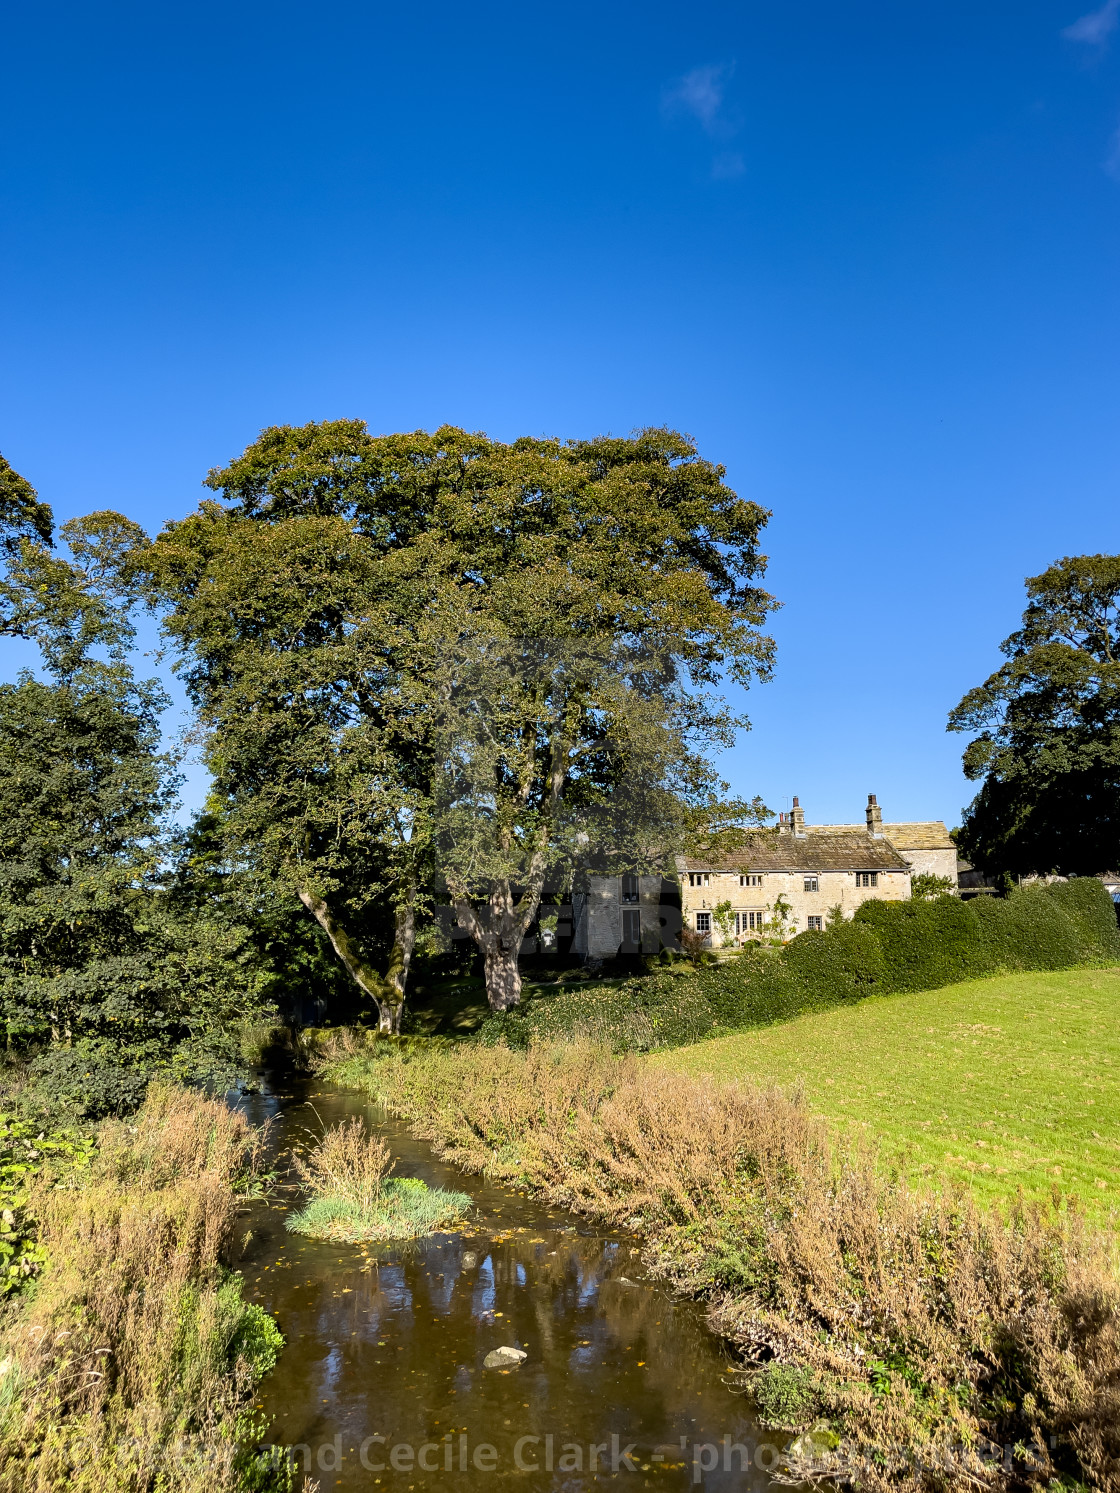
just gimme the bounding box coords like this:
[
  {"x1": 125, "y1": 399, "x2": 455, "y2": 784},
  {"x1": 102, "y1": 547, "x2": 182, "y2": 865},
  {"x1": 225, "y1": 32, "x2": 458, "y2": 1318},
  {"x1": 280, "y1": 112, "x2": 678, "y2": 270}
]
[{"x1": 233, "y1": 1073, "x2": 778, "y2": 1491}]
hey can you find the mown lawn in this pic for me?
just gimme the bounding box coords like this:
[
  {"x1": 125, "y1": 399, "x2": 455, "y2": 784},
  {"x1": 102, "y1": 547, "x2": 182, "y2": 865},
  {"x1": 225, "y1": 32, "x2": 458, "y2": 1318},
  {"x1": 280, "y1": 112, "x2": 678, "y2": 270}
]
[{"x1": 656, "y1": 967, "x2": 1120, "y2": 1221}]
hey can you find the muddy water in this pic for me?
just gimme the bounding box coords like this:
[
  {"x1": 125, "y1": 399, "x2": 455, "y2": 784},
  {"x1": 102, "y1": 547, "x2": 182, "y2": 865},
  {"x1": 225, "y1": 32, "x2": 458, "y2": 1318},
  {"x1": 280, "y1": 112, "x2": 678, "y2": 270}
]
[{"x1": 234, "y1": 1075, "x2": 776, "y2": 1491}]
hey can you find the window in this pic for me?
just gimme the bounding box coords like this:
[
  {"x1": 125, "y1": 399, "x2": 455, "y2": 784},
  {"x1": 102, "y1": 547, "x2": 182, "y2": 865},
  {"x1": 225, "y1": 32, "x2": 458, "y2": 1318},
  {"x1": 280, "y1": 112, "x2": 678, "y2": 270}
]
[
  {"x1": 856, "y1": 872, "x2": 879, "y2": 888},
  {"x1": 806, "y1": 915, "x2": 823, "y2": 931},
  {"x1": 688, "y1": 872, "x2": 710, "y2": 887},
  {"x1": 736, "y1": 911, "x2": 765, "y2": 934},
  {"x1": 695, "y1": 912, "x2": 711, "y2": 933},
  {"x1": 739, "y1": 874, "x2": 762, "y2": 887},
  {"x1": 803, "y1": 875, "x2": 819, "y2": 893},
  {"x1": 621, "y1": 873, "x2": 639, "y2": 903},
  {"x1": 621, "y1": 908, "x2": 641, "y2": 949}
]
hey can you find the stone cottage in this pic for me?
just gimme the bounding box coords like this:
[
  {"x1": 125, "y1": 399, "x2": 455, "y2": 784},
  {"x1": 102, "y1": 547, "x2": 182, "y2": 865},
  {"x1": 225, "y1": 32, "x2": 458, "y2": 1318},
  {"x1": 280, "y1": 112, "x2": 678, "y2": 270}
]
[{"x1": 571, "y1": 794, "x2": 957, "y2": 957}]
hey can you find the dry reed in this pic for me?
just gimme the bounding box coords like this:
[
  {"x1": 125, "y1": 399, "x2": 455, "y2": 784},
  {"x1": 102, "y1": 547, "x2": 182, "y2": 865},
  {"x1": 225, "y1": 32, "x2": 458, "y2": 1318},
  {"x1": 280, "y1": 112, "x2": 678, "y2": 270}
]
[
  {"x1": 0, "y1": 1085, "x2": 278, "y2": 1493},
  {"x1": 324, "y1": 1035, "x2": 1120, "y2": 1492},
  {"x1": 290, "y1": 1116, "x2": 392, "y2": 1214}
]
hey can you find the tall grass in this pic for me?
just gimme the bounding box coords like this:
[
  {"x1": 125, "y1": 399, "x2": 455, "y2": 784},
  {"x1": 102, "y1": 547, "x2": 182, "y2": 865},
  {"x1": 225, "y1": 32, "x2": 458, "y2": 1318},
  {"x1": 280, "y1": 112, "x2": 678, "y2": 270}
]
[
  {"x1": 324, "y1": 1035, "x2": 1120, "y2": 1492},
  {"x1": 0, "y1": 1086, "x2": 283, "y2": 1493},
  {"x1": 291, "y1": 1116, "x2": 392, "y2": 1214}
]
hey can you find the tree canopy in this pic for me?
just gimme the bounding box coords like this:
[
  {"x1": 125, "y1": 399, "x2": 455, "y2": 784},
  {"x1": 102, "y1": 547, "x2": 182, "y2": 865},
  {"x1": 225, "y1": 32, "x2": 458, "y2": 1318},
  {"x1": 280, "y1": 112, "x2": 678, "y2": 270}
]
[
  {"x1": 949, "y1": 554, "x2": 1120, "y2": 877},
  {"x1": 0, "y1": 452, "x2": 53, "y2": 554}
]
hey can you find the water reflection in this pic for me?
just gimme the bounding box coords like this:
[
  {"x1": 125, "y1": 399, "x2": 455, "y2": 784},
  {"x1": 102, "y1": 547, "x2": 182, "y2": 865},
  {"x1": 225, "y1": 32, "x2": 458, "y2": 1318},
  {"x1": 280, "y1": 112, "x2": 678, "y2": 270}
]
[{"x1": 234, "y1": 1077, "x2": 774, "y2": 1490}]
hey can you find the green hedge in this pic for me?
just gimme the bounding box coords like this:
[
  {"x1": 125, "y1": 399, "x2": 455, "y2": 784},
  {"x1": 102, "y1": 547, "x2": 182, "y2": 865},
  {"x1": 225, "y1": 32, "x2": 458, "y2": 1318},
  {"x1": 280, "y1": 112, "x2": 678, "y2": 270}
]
[{"x1": 478, "y1": 879, "x2": 1120, "y2": 1052}]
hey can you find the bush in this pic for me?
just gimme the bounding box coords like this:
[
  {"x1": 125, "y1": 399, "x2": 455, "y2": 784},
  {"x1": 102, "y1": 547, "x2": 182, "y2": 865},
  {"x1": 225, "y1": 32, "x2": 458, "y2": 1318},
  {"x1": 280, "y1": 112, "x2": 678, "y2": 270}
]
[
  {"x1": 478, "y1": 880, "x2": 1120, "y2": 1053},
  {"x1": 27, "y1": 1042, "x2": 153, "y2": 1120},
  {"x1": 779, "y1": 916, "x2": 886, "y2": 1000},
  {"x1": 0, "y1": 1113, "x2": 95, "y2": 1296},
  {"x1": 752, "y1": 1363, "x2": 820, "y2": 1429}
]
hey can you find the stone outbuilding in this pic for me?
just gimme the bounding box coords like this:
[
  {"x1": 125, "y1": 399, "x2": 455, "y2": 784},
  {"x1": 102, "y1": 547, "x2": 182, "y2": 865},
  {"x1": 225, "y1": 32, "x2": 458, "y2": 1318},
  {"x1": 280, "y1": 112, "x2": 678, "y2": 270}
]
[{"x1": 569, "y1": 873, "x2": 679, "y2": 958}]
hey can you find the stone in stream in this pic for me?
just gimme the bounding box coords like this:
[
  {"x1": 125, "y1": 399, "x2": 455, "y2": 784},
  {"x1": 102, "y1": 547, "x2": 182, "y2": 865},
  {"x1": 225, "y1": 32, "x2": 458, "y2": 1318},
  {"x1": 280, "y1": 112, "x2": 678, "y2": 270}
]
[{"x1": 483, "y1": 1346, "x2": 528, "y2": 1369}]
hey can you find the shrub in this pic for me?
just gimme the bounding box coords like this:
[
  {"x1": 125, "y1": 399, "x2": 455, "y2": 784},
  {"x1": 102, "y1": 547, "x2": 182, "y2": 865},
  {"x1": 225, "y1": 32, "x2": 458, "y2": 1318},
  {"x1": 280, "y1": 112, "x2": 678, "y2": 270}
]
[
  {"x1": 27, "y1": 1042, "x2": 153, "y2": 1120},
  {"x1": 851, "y1": 893, "x2": 987, "y2": 992},
  {"x1": 752, "y1": 1363, "x2": 820, "y2": 1428},
  {"x1": 0, "y1": 1113, "x2": 95, "y2": 1296},
  {"x1": 779, "y1": 916, "x2": 886, "y2": 1000}
]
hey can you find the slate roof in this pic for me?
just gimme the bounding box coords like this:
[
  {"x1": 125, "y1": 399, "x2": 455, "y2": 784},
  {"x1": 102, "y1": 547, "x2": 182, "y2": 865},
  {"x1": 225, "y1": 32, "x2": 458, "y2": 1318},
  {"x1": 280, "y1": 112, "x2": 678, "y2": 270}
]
[
  {"x1": 679, "y1": 832, "x2": 910, "y2": 875},
  {"x1": 812, "y1": 821, "x2": 955, "y2": 851}
]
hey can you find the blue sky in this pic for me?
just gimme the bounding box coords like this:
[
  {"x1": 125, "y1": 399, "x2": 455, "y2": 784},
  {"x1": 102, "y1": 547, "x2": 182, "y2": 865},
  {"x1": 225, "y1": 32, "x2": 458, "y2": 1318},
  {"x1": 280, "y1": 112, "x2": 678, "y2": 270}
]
[{"x1": 3, "y1": 0, "x2": 1119, "y2": 828}]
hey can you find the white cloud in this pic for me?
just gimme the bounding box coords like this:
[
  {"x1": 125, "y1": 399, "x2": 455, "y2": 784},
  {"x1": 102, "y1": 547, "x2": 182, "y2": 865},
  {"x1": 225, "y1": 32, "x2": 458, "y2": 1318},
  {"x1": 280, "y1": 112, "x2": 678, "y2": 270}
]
[
  {"x1": 663, "y1": 64, "x2": 734, "y2": 134},
  {"x1": 1062, "y1": 0, "x2": 1120, "y2": 45},
  {"x1": 711, "y1": 151, "x2": 746, "y2": 180}
]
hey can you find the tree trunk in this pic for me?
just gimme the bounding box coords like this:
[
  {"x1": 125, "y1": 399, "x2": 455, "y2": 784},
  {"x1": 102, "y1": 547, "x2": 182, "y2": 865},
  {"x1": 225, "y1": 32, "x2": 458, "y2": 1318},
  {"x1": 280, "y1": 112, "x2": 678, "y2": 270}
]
[
  {"x1": 452, "y1": 879, "x2": 530, "y2": 1011},
  {"x1": 376, "y1": 898, "x2": 414, "y2": 1034},
  {"x1": 298, "y1": 886, "x2": 415, "y2": 1033},
  {"x1": 483, "y1": 942, "x2": 523, "y2": 1011}
]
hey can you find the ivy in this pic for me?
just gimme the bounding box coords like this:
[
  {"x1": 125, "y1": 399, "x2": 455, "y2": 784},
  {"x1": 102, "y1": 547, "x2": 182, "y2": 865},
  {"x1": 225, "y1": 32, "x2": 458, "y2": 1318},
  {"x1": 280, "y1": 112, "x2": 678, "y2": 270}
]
[{"x1": 0, "y1": 1112, "x2": 97, "y2": 1295}]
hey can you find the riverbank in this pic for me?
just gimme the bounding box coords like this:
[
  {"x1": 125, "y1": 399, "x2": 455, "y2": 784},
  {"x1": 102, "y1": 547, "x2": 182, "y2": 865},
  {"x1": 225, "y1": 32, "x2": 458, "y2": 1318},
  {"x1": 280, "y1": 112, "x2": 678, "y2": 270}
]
[
  {"x1": 322, "y1": 1034, "x2": 1120, "y2": 1492},
  {"x1": 0, "y1": 1086, "x2": 283, "y2": 1493},
  {"x1": 657, "y1": 966, "x2": 1120, "y2": 1220}
]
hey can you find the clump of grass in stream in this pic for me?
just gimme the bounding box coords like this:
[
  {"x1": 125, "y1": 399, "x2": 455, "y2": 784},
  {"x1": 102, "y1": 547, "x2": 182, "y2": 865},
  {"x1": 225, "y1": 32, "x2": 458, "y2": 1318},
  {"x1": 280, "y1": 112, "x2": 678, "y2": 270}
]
[
  {"x1": 285, "y1": 1116, "x2": 470, "y2": 1242},
  {"x1": 320, "y1": 1035, "x2": 1120, "y2": 1493},
  {"x1": 286, "y1": 1179, "x2": 472, "y2": 1243},
  {"x1": 0, "y1": 1084, "x2": 283, "y2": 1493}
]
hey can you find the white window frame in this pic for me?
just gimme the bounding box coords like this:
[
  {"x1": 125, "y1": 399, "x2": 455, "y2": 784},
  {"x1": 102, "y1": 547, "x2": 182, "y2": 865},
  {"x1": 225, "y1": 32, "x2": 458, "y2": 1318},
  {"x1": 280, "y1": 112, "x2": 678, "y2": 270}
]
[
  {"x1": 803, "y1": 875, "x2": 819, "y2": 893},
  {"x1": 806, "y1": 915, "x2": 823, "y2": 931},
  {"x1": 856, "y1": 872, "x2": 879, "y2": 888},
  {"x1": 739, "y1": 874, "x2": 762, "y2": 888},
  {"x1": 695, "y1": 912, "x2": 711, "y2": 933}
]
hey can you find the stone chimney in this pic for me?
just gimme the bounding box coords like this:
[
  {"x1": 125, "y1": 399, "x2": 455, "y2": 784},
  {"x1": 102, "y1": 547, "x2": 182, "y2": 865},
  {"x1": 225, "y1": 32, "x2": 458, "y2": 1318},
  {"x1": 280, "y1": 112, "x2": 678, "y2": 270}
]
[
  {"x1": 790, "y1": 796, "x2": 806, "y2": 837},
  {"x1": 866, "y1": 793, "x2": 883, "y2": 838}
]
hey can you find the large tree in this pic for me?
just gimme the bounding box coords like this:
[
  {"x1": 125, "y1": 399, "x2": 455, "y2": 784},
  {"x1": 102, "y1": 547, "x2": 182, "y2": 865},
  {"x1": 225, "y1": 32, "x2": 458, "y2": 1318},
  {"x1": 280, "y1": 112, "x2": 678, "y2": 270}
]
[
  {"x1": 949, "y1": 554, "x2": 1120, "y2": 877},
  {"x1": 0, "y1": 462, "x2": 272, "y2": 1112},
  {"x1": 135, "y1": 422, "x2": 777, "y2": 1014}
]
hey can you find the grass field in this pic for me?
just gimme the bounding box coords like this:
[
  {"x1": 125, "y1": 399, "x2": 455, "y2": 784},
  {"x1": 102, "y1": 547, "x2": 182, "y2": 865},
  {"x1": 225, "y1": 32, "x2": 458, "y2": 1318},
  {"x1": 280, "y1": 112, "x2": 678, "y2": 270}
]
[{"x1": 656, "y1": 966, "x2": 1120, "y2": 1221}]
